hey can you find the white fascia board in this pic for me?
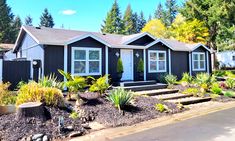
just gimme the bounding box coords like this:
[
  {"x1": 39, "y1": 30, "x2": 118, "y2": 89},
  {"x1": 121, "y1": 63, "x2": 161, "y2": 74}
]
[
  {"x1": 145, "y1": 39, "x2": 174, "y2": 50},
  {"x1": 65, "y1": 33, "x2": 111, "y2": 47},
  {"x1": 192, "y1": 43, "x2": 212, "y2": 53},
  {"x1": 123, "y1": 32, "x2": 156, "y2": 45}
]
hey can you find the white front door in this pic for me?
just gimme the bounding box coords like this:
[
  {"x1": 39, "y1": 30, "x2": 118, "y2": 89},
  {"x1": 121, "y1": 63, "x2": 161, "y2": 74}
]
[{"x1": 121, "y1": 49, "x2": 133, "y2": 81}]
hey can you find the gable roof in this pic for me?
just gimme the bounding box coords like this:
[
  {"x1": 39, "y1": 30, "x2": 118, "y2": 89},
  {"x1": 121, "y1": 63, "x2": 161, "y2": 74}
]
[{"x1": 14, "y1": 25, "x2": 211, "y2": 53}]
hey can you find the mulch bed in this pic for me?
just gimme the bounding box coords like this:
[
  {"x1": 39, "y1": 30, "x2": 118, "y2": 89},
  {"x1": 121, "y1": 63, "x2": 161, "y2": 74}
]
[
  {"x1": 172, "y1": 84, "x2": 190, "y2": 92},
  {"x1": 80, "y1": 96, "x2": 184, "y2": 127},
  {"x1": 0, "y1": 107, "x2": 83, "y2": 141}
]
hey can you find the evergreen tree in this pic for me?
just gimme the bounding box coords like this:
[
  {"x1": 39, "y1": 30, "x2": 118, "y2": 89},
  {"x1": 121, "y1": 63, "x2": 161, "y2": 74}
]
[
  {"x1": 0, "y1": 0, "x2": 15, "y2": 43},
  {"x1": 123, "y1": 4, "x2": 135, "y2": 35},
  {"x1": 12, "y1": 16, "x2": 22, "y2": 41},
  {"x1": 101, "y1": 0, "x2": 124, "y2": 34},
  {"x1": 165, "y1": 0, "x2": 178, "y2": 26},
  {"x1": 148, "y1": 14, "x2": 152, "y2": 22},
  {"x1": 25, "y1": 15, "x2": 33, "y2": 26},
  {"x1": 40, "y1": 8, "x2": 55, "y2": 28},
  {"x1": 154, "y1": 3, "x2": 164, "y2": 19},
  {"x1": 132, "y1": 12, "x2": 138, "y2": 34},
  {"x1": 137, "y1": 11, "x2": 146, "y2": 33}
]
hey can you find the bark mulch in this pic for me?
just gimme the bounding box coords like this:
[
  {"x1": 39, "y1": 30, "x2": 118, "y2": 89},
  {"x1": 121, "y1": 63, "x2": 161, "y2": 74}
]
[
  {"x1": 0, "y1": 107, "x2": 83, "y2": 141},
  {"x1": 80, "y1": 96, "x2": 184, "y2": 127}
]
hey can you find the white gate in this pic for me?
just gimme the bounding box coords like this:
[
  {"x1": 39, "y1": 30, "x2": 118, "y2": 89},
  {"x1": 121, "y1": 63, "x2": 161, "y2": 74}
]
[{"x1": 0, "y1": 59, "x2": 2, "y2": 82}]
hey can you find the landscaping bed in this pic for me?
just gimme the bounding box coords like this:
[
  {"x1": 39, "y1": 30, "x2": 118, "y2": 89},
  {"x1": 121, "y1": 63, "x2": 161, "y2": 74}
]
[
  {"x1": 80, "y1": 96, "x2": 184, "y2": 127},
  {"x1": 0, "y1": 106, "x2": 85, "y2": 141}
]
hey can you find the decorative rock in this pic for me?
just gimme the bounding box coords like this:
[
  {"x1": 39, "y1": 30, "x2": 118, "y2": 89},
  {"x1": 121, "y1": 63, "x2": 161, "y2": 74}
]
[
  {"x1": 36, "y1": 138, "x2": 42, "y2": 141},
  {"x1": 42, "y1": 135, "x2": 48, "y2": 141},
  {"x1": 32, "y1": 134, "x2": 44, "y2": 140},
  {"x1": 69, "y1": 131, "x2": 83, "y2": 138},
  {"x1": 81, "y1": 123, "x2": 91, "y2": 129},
  {"x1": 66, "y1": 125, "x2": 74, "y2": 131}
]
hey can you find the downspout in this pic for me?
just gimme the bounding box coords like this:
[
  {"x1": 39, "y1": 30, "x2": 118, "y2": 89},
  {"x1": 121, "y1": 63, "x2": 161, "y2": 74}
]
[
  {"x1": 189, "y1": 52, "x2": 192, "y2": 76},
  {"x1": 206, "y1": 51, "x2": 209, "y2": 74},
  {"x1": 105, "y1": 46, "x2": 109, "y2": 83},
  {"x1": 64, "y1": 45, "x2": 68, "y2": 82},
  {"x1": 143, "y1": 49, "x2": 146, "y2": 81},
  {"x1": 168, "y1": 49, "x2": 171, "y2": 74}
]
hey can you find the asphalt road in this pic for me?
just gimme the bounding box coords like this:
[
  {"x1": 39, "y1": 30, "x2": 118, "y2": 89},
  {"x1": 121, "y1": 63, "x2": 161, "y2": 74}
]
[{"x1": 113, "y1": 107, "x2": 235, "y2": 141}]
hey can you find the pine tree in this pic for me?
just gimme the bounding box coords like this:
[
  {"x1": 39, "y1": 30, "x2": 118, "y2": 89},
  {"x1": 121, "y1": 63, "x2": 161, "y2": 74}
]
[
  {"x1": 0, "y1": 0, "x2": 15, "y2": 43},
  {"x1": 154, "y1": 3, "x2": 164, "y2": 19},
  {"x1": 137, "y1": 11, "x2": 146, "y2": 33},
  {"x1": 101, "y1": 0, "x2": 124, "y2": 34},
  {"x1": 132, "y1": 12, "x2": 138, "y2": 34},
  {"x1": 12, "y1": 16, "x2": 22, "y2": 41},
  {"x1": 40, "y1": 8, "x2": 55, "y2": 28},
  {"x1": 165, "y1": 0, "x2": 178, "y2": 26},
  {"x1": 25, "y1": 15, "x2": 33, "y2": 26},
  {"x1": 123, "y1": 4, "x2": 135, "y2": 35},
  {"x1": 148, "y1": 14, "x2": 152, "y2": 22}
]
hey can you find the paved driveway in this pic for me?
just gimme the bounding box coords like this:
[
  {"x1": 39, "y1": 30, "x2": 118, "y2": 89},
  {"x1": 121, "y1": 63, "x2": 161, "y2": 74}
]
[{"x1": 113, "y1": 107, "x2": 235, "y2": 141}]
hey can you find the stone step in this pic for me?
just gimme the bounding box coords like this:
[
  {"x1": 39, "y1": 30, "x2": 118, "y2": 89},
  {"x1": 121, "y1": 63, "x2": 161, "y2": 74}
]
[
  {"x1": 113, "y1": 83, "x2": 168, "y2": 92},
  {"x1": 120, "y1": 80, "x2": 157, "y2": 87},
  {"x1": 134, "y1": 89, "x2": 179, "y2": 96},
  {"x1": 153, "y1": 93, "x2": 193, "y2": 100},
  {"x1": 167, "y1": 97, "x2": 211, "y2": 105}
]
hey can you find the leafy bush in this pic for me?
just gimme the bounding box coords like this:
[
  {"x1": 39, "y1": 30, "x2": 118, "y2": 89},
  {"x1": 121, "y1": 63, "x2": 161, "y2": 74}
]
[
  {"x1": 38, "y1": 74, "x2": 63, "y2": 89},
  {"x1": 58, "y1": 70, "x2": 87, "y2": 92},
  {"x1": 0, "y1": 83, "x2": 17, "y2": 105},
  {"x1": 16, "y1": 82, "x2": 64, "y2": 107},
  {"x1": 182, "y1": 88, "x2": 200, "y2": 96},
  {"x1": 137, "y1": 59, "x2": 144, "y2": 73},
  {"x1": 117, "y1": 58, "x2": 123, "y2": 73},
  {"x1": 210, "y1": 83, "x2": 222, "y2": 94},
  {"x1": 165, "y1": 74, "x2": 177, "y2": 85},
  {"x1": 225, "y1": 78, "x2": 235, "y2": 89},
  {"x1": 107, "y1": 88, "x2": 133, "y2": 112},
  {"x1": 224, "y1": 91, "x2": 235, "y2": 98},
  {"x1": 89, "y1": 75, "x2": 110, "y2": 95},
  {"x1": 69, "y1": 111, "x2": 79, "y2": 119},
  {"x1": 195, "y1": 73, "x2": 216, "y2": 91},
  {"x1": 181, "y1": 72, "x2": 193, "y2": 83},
  {"x1": 155, "y1": 103, "x2": 169, "y2": 113},
  {"x1": 225, "y1": 71, "x2": 235, "y2": 79},
  {"x1": 213, "y1": 70, "x2": 226, "y2": 77}
]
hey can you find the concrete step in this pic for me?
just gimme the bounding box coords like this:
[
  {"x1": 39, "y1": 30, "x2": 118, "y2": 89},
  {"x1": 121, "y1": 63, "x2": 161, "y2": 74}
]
[
  {"x1": 113, "y1": 83, "x2": 168, "y2": 92},
  {"x1": 153, "y1": 93, "x2": 193, "y2": 100},
  {"x1": 134, "y1": 89, "x2": 179, "y2": 96},
  {"x1": 120, "y1": 80, "x2": 157, "y2": 87},
  {"x1": 167, "y1": 97, "x2": 211, "y2": 105}
]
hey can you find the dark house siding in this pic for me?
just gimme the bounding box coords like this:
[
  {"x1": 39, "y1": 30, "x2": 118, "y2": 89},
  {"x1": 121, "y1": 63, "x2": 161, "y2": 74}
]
[
  {"x1": 146, "y1": 43, "x2": 169, "y2": 82},
  {"x1": 133, "y1": 49, "x2": 144, "y2": 81},
  {"x1": 108, "y1": 48, "x2": 120, "y2": 82},
  {"x1": 128, "y1": 35, "x2": 155, "y2": 46},
  {"x1": 67, "y1": 37, "x2": 106, "y2": 77},
  {"x1": 171, "y1": 51, "x2": 189, "y2": 79},
  {"x1": 191, "y1": 46, "x2": 210, "y2": 76},
  {"x1": 44, "y1": 45, "x2": 64, "y2": 80}
]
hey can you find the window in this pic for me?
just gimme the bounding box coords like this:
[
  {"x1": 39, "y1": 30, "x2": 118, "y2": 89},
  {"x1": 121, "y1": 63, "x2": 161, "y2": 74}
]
[
  {"x1": 72, "y1": 48, "x2": 101, "y2": 75},
  {"x1": 192, "y1": 52, "x2": 206, "y2": 71},
  {"x1": 148, "y1": 51, "x2": 166, "y2": 72}
]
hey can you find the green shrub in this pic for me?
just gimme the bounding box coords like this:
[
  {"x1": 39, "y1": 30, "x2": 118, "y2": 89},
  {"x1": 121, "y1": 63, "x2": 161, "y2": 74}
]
[
  {"x1": 165, "y1": 74, "x2": 177, "y2": 85},
  {"x1": 224, "y1": 91, "x2": 235, "y2": 98},
  {"x1": 181, "y1": 72, "x2": 193, "y2": 83},
  {"x1": 38, "y1": 74, "x2": 63, "y2": 89},
  {"x1": 155, "y1": 103, "x2": 169, "y2": 113},
  {"x1": 182, "y1": 88, "x2": 200, "y2": 96},
  {"x1": 195, "y1": 73, "x2": 216, "y2": 86},
  {"x1": 137, "y1": 59, "x2": 144, "y2": 73},
  {"x1": 210, "y1": 83, "x2": 222, "y2": 94},
  {"x1": 58, "y1": 70, "x2": 87, "y2": 93},
  {"x1": 117, "y1": 58, "x2": 123, "y2": 73},
  {"x1": 225, "y1": 71, "x2": 235, "y2": 79},
  {"x1": 213, "y1": 70, "x2": 226, "y2": 77},
  {"x1": 69, "y1": 111, "x2": 79, "y2": 119},
  {"x1": 107, "y1": 88, "x2": 133, "y2": 112},
  {"x1": 225, "y1": 78, "x2": 235, "y2": 89},
  {"x1": 16, "y1": 82, "x2": 64, "y2": 107},
  {"x1": 89, "y1": 75, "x2": 110, "y2": 95},
  {"x1": 0, "y1": 83, "x2": 17, "y2": 105}
]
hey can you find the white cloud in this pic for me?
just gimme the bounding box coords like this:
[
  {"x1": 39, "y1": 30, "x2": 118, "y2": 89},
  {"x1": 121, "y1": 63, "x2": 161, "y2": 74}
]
[{"x1": 61, "y1": 10, "x2": 77, "y2": 15}]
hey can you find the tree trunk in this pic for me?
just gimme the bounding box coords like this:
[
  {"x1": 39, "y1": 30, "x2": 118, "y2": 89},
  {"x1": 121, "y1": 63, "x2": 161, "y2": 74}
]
[{"x1": 16, "y1": 102, "x2": 51, "y2": 121}]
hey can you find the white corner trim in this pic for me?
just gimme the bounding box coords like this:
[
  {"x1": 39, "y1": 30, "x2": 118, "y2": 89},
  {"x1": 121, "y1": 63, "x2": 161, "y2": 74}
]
[
  {"x1": 64, "y1": 45, "x2": 68, "y2": 82},
  {"x1": 192, "y1": 43, "x2": 212, "y2": 53},
  {"x1": 145, "y1": 39, "x2": 174, "y2": 50},
  {"x1": 192, "y1": 52, "x2": 206, "y2": 71},
  {"x1": 168, "y1": 49, "x2": 171, "y2": 74},
  {"x1": 0, "y1": 59, "x2": 2, "y2": 82},
  {"x1": 123, "y1": 32, "x2": 156, "y2": 45},
  {"x1": 206, "y1": 51, "x2": 209, "y2": 74},
  {"x1": 65, "y1": 33, "x2": 111, "y2": 47},
  {"x1": 105, "y1": 46, "x2": 109, "y2": 82},
  {"x1": 189, "y1": 53, "x2": 192, "y2": 76},
  {"x1": 143, "y1": 49, "x2": 146, "y2": 81}
]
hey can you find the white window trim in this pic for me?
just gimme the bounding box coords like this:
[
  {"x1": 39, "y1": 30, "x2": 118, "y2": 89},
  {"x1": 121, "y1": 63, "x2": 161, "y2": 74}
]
[
  {"x1": 192, "y1": 52, "x2": 206, "y2": 71},
  {"x1": 71, "y1": 47, "x2": 102, "y2": 76},
  {"x1": 148, "y1": 50, "x2": 167, "y2": 73}
]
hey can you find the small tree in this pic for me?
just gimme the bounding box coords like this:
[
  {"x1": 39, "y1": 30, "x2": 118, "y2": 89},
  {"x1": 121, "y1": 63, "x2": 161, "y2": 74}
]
[
  {"x1": 40, "y1": 8, "x2": 54, "y2": 28},
  {"x1": 117, "y1": 58, "x2": 123, "y2": 73},
  {"x1": 137, "y1": 59, "x2": 144, "y2": 73}
]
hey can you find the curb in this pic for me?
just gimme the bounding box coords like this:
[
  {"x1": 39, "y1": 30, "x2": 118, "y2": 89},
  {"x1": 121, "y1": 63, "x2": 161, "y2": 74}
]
[{"x1": 70, "y1": 101, "x2": 235, "y2": 141}]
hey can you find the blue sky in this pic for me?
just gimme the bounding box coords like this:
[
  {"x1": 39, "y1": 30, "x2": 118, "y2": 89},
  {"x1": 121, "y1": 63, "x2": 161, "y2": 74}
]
[{"x1": 7, "y1": 0, "x2": 183, "y2": 32}]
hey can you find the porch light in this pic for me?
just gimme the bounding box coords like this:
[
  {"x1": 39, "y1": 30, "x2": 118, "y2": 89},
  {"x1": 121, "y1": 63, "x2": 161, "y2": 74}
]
[
  {"x1": 135, "y1": 53, "x2": 139, "y2": 58},
  {"x1": 115, "y1": 52, "x2": 120, "y2": 57}
]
